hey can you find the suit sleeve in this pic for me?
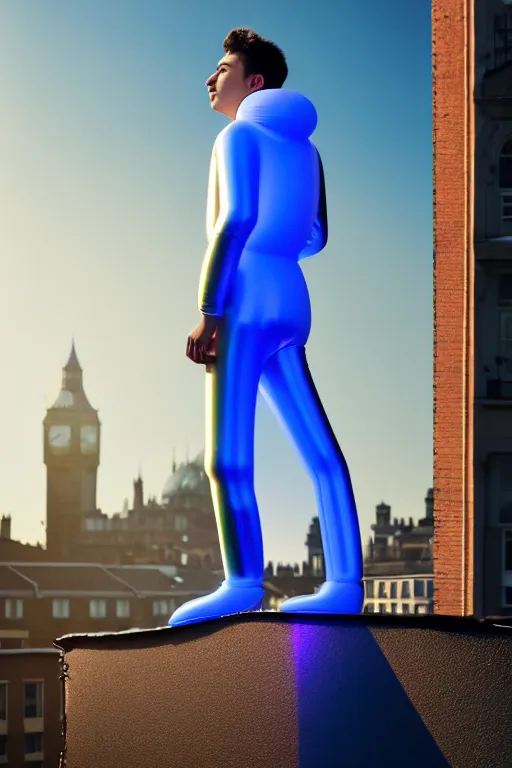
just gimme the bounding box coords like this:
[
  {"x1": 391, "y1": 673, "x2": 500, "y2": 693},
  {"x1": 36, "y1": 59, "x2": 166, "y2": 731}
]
[
  {"x1": 198, "y1": 123, "x2": 259, "y2": 316},
  {"x1": 298, "y1": 148, "x2": 328, "y2": 261}
]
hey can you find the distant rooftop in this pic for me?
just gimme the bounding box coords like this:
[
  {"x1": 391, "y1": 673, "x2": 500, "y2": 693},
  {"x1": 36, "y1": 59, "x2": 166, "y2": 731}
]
[{"x1": 0, "y1": 562, "x2": 221, "y2": 597}]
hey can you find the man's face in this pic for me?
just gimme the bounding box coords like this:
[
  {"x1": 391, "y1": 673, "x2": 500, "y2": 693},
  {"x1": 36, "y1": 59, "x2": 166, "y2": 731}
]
[{"x1": 205, "y1": 52, "x2": 263, "y2": 120}]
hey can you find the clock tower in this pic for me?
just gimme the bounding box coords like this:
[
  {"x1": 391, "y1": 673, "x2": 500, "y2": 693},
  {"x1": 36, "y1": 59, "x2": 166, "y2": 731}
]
[{"x1": 44, "y1": 342, "x2": 101, "y2": 560}]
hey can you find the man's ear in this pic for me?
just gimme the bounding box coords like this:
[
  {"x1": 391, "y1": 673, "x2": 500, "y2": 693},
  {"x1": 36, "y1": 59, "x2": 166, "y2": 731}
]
[{"x1": 249, "y1": 74, "x2": 264, "y2": 91}]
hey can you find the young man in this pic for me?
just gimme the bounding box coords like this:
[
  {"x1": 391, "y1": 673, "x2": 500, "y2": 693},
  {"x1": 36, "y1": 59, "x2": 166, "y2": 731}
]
[{"x1": 168, "y1": 28, "x2": 363, "y2": 627}]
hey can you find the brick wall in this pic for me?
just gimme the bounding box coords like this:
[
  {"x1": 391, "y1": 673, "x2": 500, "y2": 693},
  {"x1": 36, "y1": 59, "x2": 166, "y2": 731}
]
[{"x1": 433, "y1": 0, "x2": 475, "y2": 614}]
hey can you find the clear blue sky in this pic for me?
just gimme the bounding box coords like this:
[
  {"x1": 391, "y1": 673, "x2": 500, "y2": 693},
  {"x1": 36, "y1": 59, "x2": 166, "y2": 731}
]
[{"x1": 0, "y1": 0, "x2": 432, "y2": 565}]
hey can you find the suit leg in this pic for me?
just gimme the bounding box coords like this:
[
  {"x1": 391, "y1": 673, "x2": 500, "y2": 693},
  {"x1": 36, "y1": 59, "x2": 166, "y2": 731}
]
[
  {"x1": 204, "y1": 322, "x2": 266, "y2": 585},
  {"x1": 168, "y1": 322, "x2": 267, "y2": 626},
  {"x1": 259, "y1": 344, "x2": 363, "y2": 611}
]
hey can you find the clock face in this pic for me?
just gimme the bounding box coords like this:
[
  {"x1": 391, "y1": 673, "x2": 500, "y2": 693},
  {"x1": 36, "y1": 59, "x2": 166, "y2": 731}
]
[
  {"x1": 80, "y1": 425, "x2": 98, "y2": 454},
  {"x1": 48, "y1": 425, "x2": 71, "y2": 453}
]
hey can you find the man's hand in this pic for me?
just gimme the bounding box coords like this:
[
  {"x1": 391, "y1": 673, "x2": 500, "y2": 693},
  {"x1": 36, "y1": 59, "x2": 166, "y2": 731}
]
[{"x1": 186, "y1": 314, "x2": 218, "y2": 366}]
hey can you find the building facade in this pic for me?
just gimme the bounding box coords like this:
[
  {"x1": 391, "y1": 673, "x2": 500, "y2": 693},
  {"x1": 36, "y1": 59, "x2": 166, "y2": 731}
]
[
  {"x1": 434, "y1": 0, "x2": 512, "y2": 617},
  {"x1": 0, "y1": 648, "x2": 62, "y2": 767},
  {"x1": 42, "y1": 344, "x2": 222, "y2": 570},
  {"x1": 0, "y1": 562, "x2": 223, "y2": 648},
  {"x1": 75, "y1": 463, "x2": 222, "y2": 569},
  {"x1": 363, "y1": 489, "x2": 434, "y2": 615},
  {"x1": 363, "y1": 574, "x2": 434, "y2": 616},
  {"x1": 472, "y1": 0, "x2": 512, "y2": 616},
  {"x1": 263, "y1": 490, "x2": 434, "y2": 614}
]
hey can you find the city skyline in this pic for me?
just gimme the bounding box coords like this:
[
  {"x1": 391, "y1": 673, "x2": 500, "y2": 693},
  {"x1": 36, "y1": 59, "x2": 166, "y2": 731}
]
[
  {"x1": 1, "y1": 0, "x2": 432, "y2": 564},
  {"x1": 16, "y1": 334, "x2": 433, "y2": 564}
]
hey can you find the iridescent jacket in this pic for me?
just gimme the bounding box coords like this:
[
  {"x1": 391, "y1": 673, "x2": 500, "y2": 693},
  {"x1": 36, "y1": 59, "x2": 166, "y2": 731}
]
[{"x1": 198, "y1": 88, "x2": 328, "y2": 317}]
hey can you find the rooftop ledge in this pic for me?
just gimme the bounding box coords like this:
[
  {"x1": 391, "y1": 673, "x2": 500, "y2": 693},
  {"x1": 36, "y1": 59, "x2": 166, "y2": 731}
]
[{"x1": 56, "y1": 612, "x2": 512, "y2": 768}]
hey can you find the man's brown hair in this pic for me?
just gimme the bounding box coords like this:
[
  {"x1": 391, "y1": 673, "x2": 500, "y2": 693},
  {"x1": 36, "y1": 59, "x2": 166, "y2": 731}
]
[{"x1": 223, "y1": 28, "x2": 288, "y2": 90}]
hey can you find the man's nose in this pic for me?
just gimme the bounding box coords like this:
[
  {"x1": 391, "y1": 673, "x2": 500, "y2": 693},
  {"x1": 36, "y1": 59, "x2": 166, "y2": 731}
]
[{"x1": 205, "y1": 74, "x2": 216, "y2": 87}]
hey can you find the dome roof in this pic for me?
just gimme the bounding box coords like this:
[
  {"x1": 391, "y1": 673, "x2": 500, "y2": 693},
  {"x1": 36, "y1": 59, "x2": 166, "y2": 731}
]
[{"x1": 162, "y1": 452, "x2": 209, "y2": 499}]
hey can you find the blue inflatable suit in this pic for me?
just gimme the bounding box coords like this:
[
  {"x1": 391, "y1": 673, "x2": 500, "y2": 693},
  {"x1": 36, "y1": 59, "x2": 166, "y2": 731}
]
[{"x1": 169, "y1": 89, "x2": 363, "y2": 626}]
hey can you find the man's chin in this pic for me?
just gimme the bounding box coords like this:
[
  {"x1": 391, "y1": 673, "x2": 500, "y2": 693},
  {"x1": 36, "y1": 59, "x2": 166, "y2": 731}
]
[{"x1": 210, "y1": 96, "x2": 230, "y2": 117}]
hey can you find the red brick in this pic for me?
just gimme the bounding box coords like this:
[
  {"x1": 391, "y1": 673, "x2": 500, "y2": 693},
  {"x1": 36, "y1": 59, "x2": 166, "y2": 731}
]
[{"x1": 432, "y1": 0, "x2": 475, "y2": 615}]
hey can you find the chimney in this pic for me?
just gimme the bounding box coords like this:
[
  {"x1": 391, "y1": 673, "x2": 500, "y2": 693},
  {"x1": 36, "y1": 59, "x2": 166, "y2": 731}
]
[
  {"x1": 133, "y1": 477, "x2": 144, "y2": 512},
  {"x1": 0, "y1": 515, "x2": 11, "y2": 540},
  {"x1": 425, "y1": 487, "x2": 434, "y2": 520},
  {"x1": 376, "y1": 503, "x2": 391, "y2": 526},
  {"x1": 409, "y1": 517, "x2": 414, "y2": 527}
]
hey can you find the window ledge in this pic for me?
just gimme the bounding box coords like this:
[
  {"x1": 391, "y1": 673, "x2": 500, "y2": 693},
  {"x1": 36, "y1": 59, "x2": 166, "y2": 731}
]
[{"x1": 23, "y1": 717, "x2": 43, "y2": 732}]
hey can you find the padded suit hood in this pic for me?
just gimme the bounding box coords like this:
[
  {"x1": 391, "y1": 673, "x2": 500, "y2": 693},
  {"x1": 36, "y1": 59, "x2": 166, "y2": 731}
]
[{"x1": 235, "y1": 89, "x2": 318, "y2": 140}]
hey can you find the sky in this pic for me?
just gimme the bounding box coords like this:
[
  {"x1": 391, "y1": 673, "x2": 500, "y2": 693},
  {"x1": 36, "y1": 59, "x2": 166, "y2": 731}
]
[{"x1": 0, "y1": 0, "x2": 432, "y2": 566}]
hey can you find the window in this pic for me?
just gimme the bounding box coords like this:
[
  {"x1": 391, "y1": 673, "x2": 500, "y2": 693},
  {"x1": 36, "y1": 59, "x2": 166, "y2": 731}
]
[
  {"x1": 401, "y1": 581, "x2": 411, "y2": 599},
  {"x1": 52, "y1": 599, "x2": 69, "y2": 619},
  {"x1": 500, "y1": 312, "x2": 512, "y2": 379},
  {"x1": 503, "y1": 530, "x2": 512, "y2": 572},
  {"x1": 503, "y1": 586, "x2": 512, "y2": 606},
  {"x1": 402, "y1": 604, "x2": 410, "y2": 615},
  {"x1": 24, "y1": 732, "x2": 43, "y2": 754},
  {"x1": 390, "y1": 582, "x2": 397, "y2": 599},
  {"x1": 0, "y1": 734, "x2": 6, "y2": 758},
  {"x1": 24, "y1": 682, "x2": 43, "y2": 719},
  {"x1": 498, "y1": 278, "x2": 512, "y2": 380},
  {"x1": 414, "y1": 580, "x2": 425, "y2": 598},
  {"x1": 495, "y1": 15, "x2": 512, "y2": 69},
  {"x1": 365, "y1": 580, "x2": 374, "y2": 599},
  {"x1": 5, "y1": 599, "x2": 23, "y2": 619},
  {"x1": 415, "y1": 605, "x2": 427, "y2": 615},
  {"x1": 427, "y1": 580, "x2": 434, "y2": 599},
  {"x1": 377, "y1": 582, "x2": 386, "y2": 598},
  {"x1": 89, "y1": 600, "x2": 107, "y2": 619},
  {"x1": 378, "y1": 603, "x2": 386, "y2": 614},
  {"x1": 364, "y1": 603, "x2": 374, "y2": 613},
  {"x1": 84, "y1": 517, "x2": 104, "y2": 531},
  {"x1": 492, "y1": 455, "x2": 512, "y2": 524},
  {"x1": 500, "y1": 140, "x2": 512, "y2": 191},
  {"x1": 390, "y1": 603, "x2": 397, "y2": 614},
  {"x1": 152, "y1": 599, "x2": 175, "y2": 617},
  {"x1": 502, "y1": 193, "x2": 512, "y2": 221},
  {"x1": 0, "y1": 684, "x2": 6, "y2": 720},
  {"x1": 116, "y1": 600, "x2": 130, "y2": 619},
  {"x1": 498, "y1": 274, "x2": 512, "y2": 307},
  {"x1": 500, "y1": 142, "x2": 512, "y2": 222},
  {"x1": 174, "y1": 515, "x2": 187, "y2": 532}
]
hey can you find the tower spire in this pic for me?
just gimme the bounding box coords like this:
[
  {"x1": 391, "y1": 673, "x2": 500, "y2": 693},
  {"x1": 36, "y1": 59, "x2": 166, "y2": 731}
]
[
  {"x1": 49, "y1": 340, "x2": 95, "y2": 411},
  {"x1": 64, "y1": 338, "x2": 82, "y2": 372}
]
